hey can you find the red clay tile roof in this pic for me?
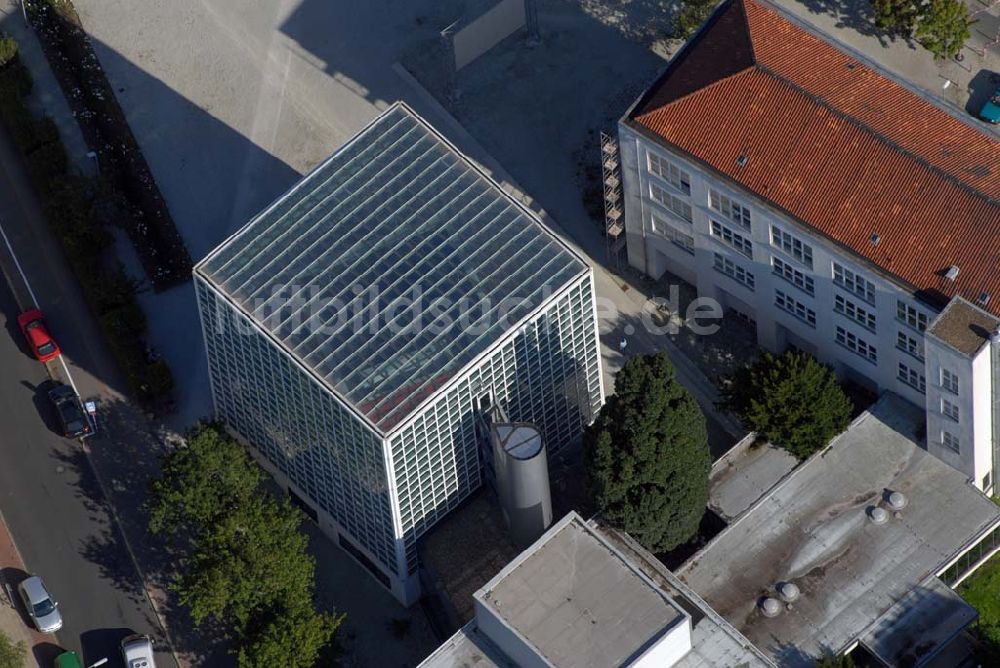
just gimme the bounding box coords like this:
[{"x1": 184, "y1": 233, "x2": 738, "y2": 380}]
[{"x1": 629, "y1": 0, "x2": 1000, "y2": 314}]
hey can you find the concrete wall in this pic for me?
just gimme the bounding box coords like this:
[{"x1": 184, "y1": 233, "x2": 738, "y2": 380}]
[
  {"x1": 452, "y1": 0, "x2": 526, "y2": 71},
  {"x1": 632, "y1": 616, "x2": 693, "y2": 667},
  {"x1": 619, "y1": 126, "x2": 937, "y2": 412}
]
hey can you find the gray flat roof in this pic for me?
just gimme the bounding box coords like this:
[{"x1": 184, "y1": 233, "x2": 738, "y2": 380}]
[
  {"x1": 679, "y1": 393, "x2": 1000, "y2": 666},
  {"x1": 859, "y1": 576, "x2": 977, "y2": 666},
  {"x1": 196, "y1": 102, "x2": 587, "y2": 432},
  {"x1": 927, "y1": 297, "x2": 1000, "y2": 357},
  {"x1": 478, "y1": 513, "x2": 684, "y2": 667},
  {"x1": 420, "y1": 512, "x2": 773, "y2": 668}
]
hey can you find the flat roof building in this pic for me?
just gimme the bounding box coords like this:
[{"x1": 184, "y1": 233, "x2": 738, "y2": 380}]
[
  {"x1": 419, "y1": 512, "x2": 775, "y2": 668},
  {"x1": 678, "y1": 394, "x2": 1000, "y2": 666},
  {"x1": 194, "y1": 102, "x2": 604, "y2": 603},
  {"x1": 617, "y1": 0, "x2": 1000, "y2": 492}
]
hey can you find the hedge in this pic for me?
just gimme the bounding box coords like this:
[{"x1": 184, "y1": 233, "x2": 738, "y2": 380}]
[{"x1": 0, "y1": 40, "x2": 173, "y2": 403}]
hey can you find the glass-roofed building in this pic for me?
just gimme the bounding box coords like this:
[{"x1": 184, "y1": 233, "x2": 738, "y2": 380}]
[{"x1": 194, "y1": 102, "x2": 604, "y2": 603}]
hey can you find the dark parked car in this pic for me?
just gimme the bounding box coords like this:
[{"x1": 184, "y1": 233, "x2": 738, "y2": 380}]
[{"x1": 48, "y1": 384, "x2": 91, "y2": 438}]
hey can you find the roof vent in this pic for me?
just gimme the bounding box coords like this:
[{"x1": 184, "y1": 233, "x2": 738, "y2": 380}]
[
  {"x1": 777, "y1": 581, "x2": 800, "y2": 603},
  {"x1": 945, "y1": 265, "x2": 960, "y2": 281},
  {"x1": 846, "y1": 62, "x2": 857, "y2": 70},
  {"x1": 868, "y1": 506, "x2": 889, "y2": 525},
  {"x1": 978, "y1": 292, "x2": 991, "y2": 307},
  {"x1": 887, "y1": 491, "x2": 908, "y2": 511},
  {"x1": 870, "y1": 233, "x2": 881, "y2": 247},
  {"x1": 736, "y1": 154, "x2": 749, "y2": 168},
  {"x1": 759, "y1": 597, "x2": 782, "y2": 618}
]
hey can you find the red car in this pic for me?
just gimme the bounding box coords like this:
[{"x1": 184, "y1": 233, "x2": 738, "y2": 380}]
[{"x1": 17, "y1": 309, "x2": 61, "y2": 363}]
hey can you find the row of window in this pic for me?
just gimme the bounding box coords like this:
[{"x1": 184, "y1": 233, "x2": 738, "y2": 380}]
[
  {"x1": 710, "y1": 220, "x2": 753, "y2": 258},
  {"x1": 772, "y1": 257, "x2": 815, "y2": 296},
  {"x1": 646, "y1": 152, "x2": 749, "y2": 230},
  {"x1": 836, "y1": 326, "x2": 877, "y2": 364},
  {"x1": 834, "y1": 294, "x2": 876, "y2": 332},
  {"x1": 713, "y1": 252, "x2": 755, "y2": 290},
  {"x1": 775, "y1": 290, "x2": 816, "y2": 327}
]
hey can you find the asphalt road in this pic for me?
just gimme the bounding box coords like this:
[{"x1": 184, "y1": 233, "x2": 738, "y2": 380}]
[{"x1": 0, "y1": 116, "x2": 178, "y2": 665}]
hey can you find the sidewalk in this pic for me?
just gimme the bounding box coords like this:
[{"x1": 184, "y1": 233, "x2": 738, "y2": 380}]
[
  {"x1": 0, "y1": 3, "x2": 95, "y2": 176},
  {"x1": 0, "y1": 508, "x2": 48, "y2": 668}
]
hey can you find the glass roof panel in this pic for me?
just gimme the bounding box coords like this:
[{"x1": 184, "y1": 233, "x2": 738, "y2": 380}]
[{"x1": 196, "y1": 104, "x2": 587, "y2": 432}]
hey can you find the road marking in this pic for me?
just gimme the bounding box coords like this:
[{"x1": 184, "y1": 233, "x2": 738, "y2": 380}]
[{"x1": 0, "y1": 219, "x2": 38, "y2": 307}]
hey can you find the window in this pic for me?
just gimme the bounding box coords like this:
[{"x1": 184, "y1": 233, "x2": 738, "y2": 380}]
[
  {"x1": 942, "y1": 398, "x2": 959, "y2": 422},
  {"x1": 647, "y1": 153, "x2": 691, "y2": 195},
  {"x1": 650, "y1": 183, "x2": 693, "y2": 222},
  {"x1": 776, "y1": 290, "x2": 816, "y2": 327},
  {"x1": 942, "y1": 430, "x2": 960, "y2": 454},
  {"x1": 713, "y1": 252, "x2": 755, "y2": 290},
  {"x1": 897, "y1": 362, "x2": 925, "y2": 393},
  {"x1": 983, "y1": 471, "x2": 992, "y2": 492},
  {"x1": 836, "y1": 326, "x2": 877, "y2": 363},
  {"x1": 770, "y1": 225, "x2": 813, "y2": 269},
  {"x1": 896, "y1": 331, "x2": 924, "y2": 361},
  {"x1": 708, "y1": 188, "x2": 751, "y2": 229},
  {"x1": 710, "y1": 220, "x2": 753, "y2": 258},
  {"x1": 833, "y1": 262, "x2": 875, "y2": 304},
  {"x1": 834, "y1": 294, "x2": 876, "y2": 331},
  {"x1": 772, "y1": 257, "x2": 815, "y2": 296},
  {"x1": 942, "y1": 368, "x2": 959, "y2": 394},
  {"x1": 896, "y1": 300, "x2": 928, "y2": 332},
  {"x1": 655, "y1": 219, "x2": 695, "y2": 255}
]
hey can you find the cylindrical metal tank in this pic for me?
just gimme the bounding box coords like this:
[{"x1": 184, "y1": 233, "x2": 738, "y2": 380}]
[{"x1": 490, "y1": 422, "x2": 553, "y2": 548}]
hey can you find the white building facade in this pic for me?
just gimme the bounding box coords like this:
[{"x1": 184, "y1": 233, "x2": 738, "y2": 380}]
[{"x1": 618, "y1": 0, "x2": 1000, "y2": 493}]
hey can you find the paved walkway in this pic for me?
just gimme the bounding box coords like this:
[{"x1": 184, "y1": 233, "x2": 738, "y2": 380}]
[
  {"x1": 0, "y1": 508, "x2": 49, "y2": 668},
  {"x1": 0, "y1": 3, "x2": 96, "y2": 175}
]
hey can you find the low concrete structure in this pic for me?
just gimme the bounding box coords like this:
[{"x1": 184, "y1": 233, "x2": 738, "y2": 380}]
[
  {"x1": 708, "y1": 433, "x2": 797, "y2": 522},
  {"x1": 419, "y1": 512, "x2": 774, "y2": 667},
  {"x1": 679, "y1": 393, "x2": 1000, "y2": 666}
]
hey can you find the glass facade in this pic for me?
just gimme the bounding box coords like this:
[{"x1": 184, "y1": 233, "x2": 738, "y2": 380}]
[
  {"x1": 196, "y1": 273, "x2": 602, "y2": 588},
  {"x1": 390, "y1": 276, "x2": 602, "y2": 574},
  {"x1": 196, "y1": 279, "x2": 398, "y2": 577}
]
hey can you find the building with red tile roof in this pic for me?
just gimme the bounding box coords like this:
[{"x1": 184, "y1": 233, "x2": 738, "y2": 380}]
[{"x1": 616, "y1": 0, "x2": 1000, "y2": 495}]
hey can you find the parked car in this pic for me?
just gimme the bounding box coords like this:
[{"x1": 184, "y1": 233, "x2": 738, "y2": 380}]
[
  {"x1": 17, "y1": 308, "x2": 60, "y2": 362},
  {"x1": 121, "y1": 634, "x2": 156, "y2": 668},
  {"x1": 980, "y1": 85, "x2": 1000, "y2": 124},
  {"x1": 17, "y1": 575, "x2": 63, "y2": 633},
  {"x1": 53, "y1": 651, "x2": 82, "y2": 668},
  {"x1": 48, "y1": 384, "x2": 91, "y2": 438}
]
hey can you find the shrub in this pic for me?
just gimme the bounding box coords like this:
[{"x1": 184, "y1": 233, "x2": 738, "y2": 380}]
[
  {"x1": 0, "y1": 629, "x2": 26, "y2": 668},
  {"x1": 720, "y1": 350, "x2": 852, "y2": 459},
  {"x1": 585, "y1": 352, "x2": 711, "y2": 552},
  {"x1": 26, "y1": 136, "x2": 69, "y2": 187},
  {"x1": 0, "y1": 35, "x2": 18, "y2": 68}
]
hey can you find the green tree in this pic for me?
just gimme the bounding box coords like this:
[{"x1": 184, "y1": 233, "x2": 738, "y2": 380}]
[
  {"x1": 585, "y1": 351, "x2": 711, "y2": 552},
  {"x1": 673, "y1": 0, "x2": 717, "y2": 40},
  {"x1": 0, "y1": 630, "x2": 26, "y2": 668},
  {"x1": 915, "y1": 0, "x2": 971, "y2": 59},
  {"x1": 149, "y1": 424, "x2": 341, "y2": 667},
  {"x1": 870, "y1": 0, "x2": 920, "y2": 37},
  {"x1": 148, "y1": 423, "x2": 262, "y2": 537},
  {"x1": 721, "y1": 350, "x2": 851, "y2": 459}
]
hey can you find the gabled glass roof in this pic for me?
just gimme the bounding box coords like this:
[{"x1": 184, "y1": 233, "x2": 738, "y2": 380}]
[{"x1": 198, "y1": 103, "x2": 587, "y2": 433}]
